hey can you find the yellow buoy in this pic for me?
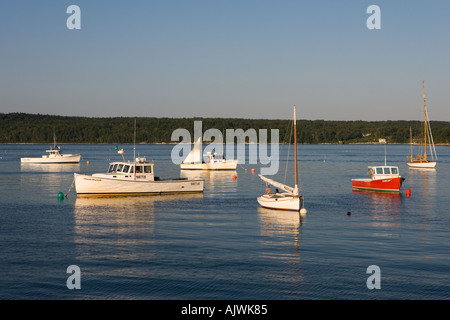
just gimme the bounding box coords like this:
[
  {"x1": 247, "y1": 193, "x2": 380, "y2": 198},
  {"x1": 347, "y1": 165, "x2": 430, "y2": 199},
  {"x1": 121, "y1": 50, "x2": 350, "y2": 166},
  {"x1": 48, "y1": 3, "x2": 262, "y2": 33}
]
[{"x1": 86, "y1": 160, "x2": 90, "y2": 164}]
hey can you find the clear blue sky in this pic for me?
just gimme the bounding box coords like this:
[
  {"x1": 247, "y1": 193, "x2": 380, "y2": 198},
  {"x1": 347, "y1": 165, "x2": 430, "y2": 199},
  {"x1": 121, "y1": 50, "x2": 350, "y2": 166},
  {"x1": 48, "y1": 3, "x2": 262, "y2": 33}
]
[{"x1": 1, "y1": 0, "x2": 449, "y2": 121}]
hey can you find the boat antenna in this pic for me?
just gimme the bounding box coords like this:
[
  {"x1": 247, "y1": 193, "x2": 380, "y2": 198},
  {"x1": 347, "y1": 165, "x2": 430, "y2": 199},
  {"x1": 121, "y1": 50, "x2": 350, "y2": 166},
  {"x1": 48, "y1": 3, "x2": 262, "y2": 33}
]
[{"x1": 384, "y1": 141, "x2": 387, "y2": 166}]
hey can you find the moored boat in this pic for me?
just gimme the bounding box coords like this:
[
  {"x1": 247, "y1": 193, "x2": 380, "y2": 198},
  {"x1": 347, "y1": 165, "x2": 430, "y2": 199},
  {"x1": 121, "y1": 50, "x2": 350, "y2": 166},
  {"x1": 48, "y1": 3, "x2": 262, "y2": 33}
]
[
  {"x1": 20, "y1": 145, "x2": 81, "y2": 164},
  {"x1": 257, "y1": 105, "x2": 306, "y2": 213},
  {"x1": 180, "y1": 137, "x2": 238, "y2": 170},
  {"x1": 74, "y1": 151, "x2": 204, "y2": 197},
  {"x1": 352, "y1": 165, "x2": 405, "y2": 193},
  {"x1": 406, "y1": 81, "x2": 437, "y2": 168}
]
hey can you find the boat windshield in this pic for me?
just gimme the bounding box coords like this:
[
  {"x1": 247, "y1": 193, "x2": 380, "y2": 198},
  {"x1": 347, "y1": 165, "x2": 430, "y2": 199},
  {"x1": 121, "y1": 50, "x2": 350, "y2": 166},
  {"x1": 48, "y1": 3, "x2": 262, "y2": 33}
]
[
  {"x1": 372, "y1": 166, "x2": 398, "y2": 175},
  {"x1": 109, "y1": 164, "x2": 118, "y2": 172}
]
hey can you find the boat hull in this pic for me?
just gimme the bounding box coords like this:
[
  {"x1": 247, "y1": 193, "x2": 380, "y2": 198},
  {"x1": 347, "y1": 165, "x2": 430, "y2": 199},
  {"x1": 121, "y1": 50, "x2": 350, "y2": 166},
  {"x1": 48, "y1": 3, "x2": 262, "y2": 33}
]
[
  {"x1": 21, "y1": 154, "x2": 81, "y2": 164},
  {"x1": 351, "y1": 177, "x2": 404, "y2": 193},
  {"x1": 407, "y1": 161, "x2": 436, "y2": 168},
  {"x1": 74, "y1": 173, "x2": 204, "y2": 197},
  {"x1": 257, "y1": 194, "x2": 301, "y2": 211},
  {"x1": 180, "y1": 160, "x2": 238, "y2": 170}
]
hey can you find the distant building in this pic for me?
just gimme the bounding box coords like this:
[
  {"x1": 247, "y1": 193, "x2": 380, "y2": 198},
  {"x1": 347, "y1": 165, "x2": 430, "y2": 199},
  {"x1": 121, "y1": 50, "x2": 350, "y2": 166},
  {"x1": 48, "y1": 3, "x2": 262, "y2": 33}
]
[{"x1": 378, "y1": 138, "x2": 387, "y2": 144}]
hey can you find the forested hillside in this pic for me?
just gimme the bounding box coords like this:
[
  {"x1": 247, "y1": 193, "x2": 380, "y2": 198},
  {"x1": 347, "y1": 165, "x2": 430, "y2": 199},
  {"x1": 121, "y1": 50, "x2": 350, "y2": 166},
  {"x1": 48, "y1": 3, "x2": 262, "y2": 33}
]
[{"x1": 1, "y1": 113, "x2": 449, "y2": 144}]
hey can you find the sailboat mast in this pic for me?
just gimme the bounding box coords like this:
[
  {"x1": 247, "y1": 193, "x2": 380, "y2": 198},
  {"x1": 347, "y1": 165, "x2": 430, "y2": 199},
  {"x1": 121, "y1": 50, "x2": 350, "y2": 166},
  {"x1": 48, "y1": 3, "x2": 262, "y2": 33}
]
[
  {"x1": 134, "y1": 118, "x2": 136, "y2": 181},
  {"x1": 410, "y1": 126, "x2": 412, "y2": 160},
  {"x1": 294, "y1": 105, "x2": 298, "y2": 190},
  {"x1": 422, "y1": 81, "x2": 427, "y2": 161}
]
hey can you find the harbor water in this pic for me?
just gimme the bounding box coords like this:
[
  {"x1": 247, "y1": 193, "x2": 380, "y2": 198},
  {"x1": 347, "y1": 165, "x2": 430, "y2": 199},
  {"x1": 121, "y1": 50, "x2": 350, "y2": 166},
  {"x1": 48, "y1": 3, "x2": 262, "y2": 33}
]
[{"x1": 0, "y1": 144, "x2": 449, "y2": 300}]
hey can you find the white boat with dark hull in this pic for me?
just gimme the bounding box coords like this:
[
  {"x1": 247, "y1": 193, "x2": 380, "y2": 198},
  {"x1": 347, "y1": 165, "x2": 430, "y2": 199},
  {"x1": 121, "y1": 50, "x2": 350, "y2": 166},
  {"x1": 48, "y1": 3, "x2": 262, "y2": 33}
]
[
  {"x1": 180, "y1": 138, "x2": 238, "y2": 170},
  {"x1": 74, "y1": 151, "x2": 204, "y2": 197},
  {"x1": 20, "y1": 145, "x2": 81, "y2": 164},
  {"x1": 257, "y1": 106, "x2": 306, "y2": 213}
]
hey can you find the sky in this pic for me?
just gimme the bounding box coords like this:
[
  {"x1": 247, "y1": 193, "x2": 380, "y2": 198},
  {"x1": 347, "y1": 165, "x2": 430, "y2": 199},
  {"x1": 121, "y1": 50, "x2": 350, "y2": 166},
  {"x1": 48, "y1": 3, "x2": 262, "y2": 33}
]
[{"x1": 0, "y1": 0, "x2": 449, "y2": 121}]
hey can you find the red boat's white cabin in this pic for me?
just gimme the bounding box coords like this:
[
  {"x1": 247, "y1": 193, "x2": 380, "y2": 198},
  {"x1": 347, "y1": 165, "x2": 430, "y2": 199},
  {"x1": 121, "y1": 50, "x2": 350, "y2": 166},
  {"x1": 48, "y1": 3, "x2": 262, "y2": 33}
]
[{"x1": 368, "y1": 166, "x2": 400, "y2": 180}]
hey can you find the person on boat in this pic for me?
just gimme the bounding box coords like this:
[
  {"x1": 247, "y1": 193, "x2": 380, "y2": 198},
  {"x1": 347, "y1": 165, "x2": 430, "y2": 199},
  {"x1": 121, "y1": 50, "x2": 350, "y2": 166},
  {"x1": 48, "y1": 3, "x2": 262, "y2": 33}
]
[
  {"x1": 275, "y1": 188, "x2": 279, "y2": 194},
  {"x1": 265, "y1": 185, "x2": 271, "y2": 194}
]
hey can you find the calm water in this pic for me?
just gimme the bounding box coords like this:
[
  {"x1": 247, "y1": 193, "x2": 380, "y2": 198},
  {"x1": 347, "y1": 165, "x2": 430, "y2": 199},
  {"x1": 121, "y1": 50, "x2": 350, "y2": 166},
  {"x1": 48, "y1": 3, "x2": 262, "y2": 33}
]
[{"x1": 0, "y1": 143, "x2": 449, "y2": 300}]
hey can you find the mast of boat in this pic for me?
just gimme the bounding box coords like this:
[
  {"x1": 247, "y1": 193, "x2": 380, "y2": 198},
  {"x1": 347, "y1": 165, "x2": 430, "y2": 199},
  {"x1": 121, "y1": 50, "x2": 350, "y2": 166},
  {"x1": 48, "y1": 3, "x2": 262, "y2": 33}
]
[
  {"x1": 133, "y1": 118, "x2": 136, "y2": 181},
  {"x1": 53, "y1": 128, "x2": 57, "y2": 150},
  {"x1": 422, "y1": 81, "x2": 427, "y2": 161},
  {"x1": 294, "y1": 105, "x2": 298, "y2": 196},
  {"x1": 410, "y1": 126, "x2": 413, "y2": 160}
]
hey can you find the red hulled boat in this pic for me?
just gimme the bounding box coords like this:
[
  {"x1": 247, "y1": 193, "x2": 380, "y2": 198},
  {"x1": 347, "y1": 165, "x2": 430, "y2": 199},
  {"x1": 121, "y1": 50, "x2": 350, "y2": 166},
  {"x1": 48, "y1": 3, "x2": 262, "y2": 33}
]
[{"x1": 352, "y1": 165, "x2": 405, "y2": 193}]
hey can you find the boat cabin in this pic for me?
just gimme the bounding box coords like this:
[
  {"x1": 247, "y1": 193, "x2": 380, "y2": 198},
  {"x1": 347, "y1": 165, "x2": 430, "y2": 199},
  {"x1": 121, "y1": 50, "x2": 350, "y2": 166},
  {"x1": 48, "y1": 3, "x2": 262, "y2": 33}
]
[
  {"x1": 368, "y1": 166, "x2": 400, "y2": 180},
  {"x1": 206, "y1": 152, "x2": 225, "y2": 163},
  {"x1": 43, "y1": 146, "x2": 62, "y2": 158},
  {"x1": 100, "y1": 157, "x2": 155, "y2": 181}
]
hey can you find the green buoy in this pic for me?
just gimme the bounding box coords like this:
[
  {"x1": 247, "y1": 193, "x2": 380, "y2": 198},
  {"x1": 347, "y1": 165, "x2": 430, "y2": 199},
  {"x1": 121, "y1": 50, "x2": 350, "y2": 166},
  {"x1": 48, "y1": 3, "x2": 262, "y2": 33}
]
[{"x1": 58, "y1": 192, "x2": 64, "y2": 200}]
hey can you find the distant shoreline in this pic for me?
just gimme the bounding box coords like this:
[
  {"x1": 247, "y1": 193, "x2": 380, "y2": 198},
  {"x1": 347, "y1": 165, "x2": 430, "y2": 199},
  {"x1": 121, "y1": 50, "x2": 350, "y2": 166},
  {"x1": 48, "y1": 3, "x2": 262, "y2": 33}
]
[
  {"x1": 2, "y1": 113, "x2": 449, "y2": 145},
  {"x1": 2, "y1": 142, "x2": 449, "y2": 146}
]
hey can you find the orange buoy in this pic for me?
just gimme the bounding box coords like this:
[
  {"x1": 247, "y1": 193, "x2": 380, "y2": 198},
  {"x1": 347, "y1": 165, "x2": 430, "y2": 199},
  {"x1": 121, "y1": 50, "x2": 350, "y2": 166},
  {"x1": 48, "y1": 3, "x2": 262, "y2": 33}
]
[
  {"x1": 406, "y1": 188, "x2": 411, "y2": 196},
  {"x1": 251, "y1": 168, "x2": 255, "y2": 173},
  {"x1": 86, "y1": 160, "x2": 90, "y2": 164},
  {"x1": 233, "y1": 174, "x2": 237, "y2": 180}
]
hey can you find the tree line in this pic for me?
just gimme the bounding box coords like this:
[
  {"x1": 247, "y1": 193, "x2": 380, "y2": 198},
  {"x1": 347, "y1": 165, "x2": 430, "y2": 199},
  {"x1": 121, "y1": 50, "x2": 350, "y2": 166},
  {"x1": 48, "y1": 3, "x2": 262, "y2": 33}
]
[{"x1": 1, "y1": 113, "x2": 449, "y2": 144}]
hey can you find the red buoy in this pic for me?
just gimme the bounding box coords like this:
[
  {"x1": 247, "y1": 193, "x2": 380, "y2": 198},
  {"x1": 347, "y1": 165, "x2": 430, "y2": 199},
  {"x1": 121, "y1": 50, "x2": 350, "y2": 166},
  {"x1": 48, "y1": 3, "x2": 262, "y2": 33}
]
[
  {"x1": 251, "y1": 168, "x2": 255, "y2": 173},
  {"x1": 406, "y1": 188, "x2": 411, "y2": 196},
  {"x1": 233, "y1": 175, "x2": 237, "y2": 180}
]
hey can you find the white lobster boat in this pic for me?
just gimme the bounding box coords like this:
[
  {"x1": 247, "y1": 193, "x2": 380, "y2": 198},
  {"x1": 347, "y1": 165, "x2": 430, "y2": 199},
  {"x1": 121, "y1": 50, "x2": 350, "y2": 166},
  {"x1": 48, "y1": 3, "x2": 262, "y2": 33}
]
[
  {"x1": 20, "y1": 145, "x2": 81, "y2": 164},
  {"x1": 74, "y1": 150, "x2": 204, "y2": 197}
]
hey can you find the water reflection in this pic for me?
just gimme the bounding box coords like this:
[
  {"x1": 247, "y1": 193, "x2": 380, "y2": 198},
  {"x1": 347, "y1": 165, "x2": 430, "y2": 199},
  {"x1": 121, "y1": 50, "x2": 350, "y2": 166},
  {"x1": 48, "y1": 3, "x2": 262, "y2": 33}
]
[
  {"x1": 72, "y1": 194, "x2": 204, "y2": 277},
  {"x1": 407, "y1": 167, "x2": 437, "y2": 198},
  {"x1": 257, "y1": 208, "x2": 304, "y2": 255},
  {"x1": 180, "y1": 170, "x2": 238, "y2": 193},
  {"x1": 20, "y1": 163, "x2": 80, "y2": 172},
  {"x1": 352, "y1": 189, "x2": 402, "y2": 214}
]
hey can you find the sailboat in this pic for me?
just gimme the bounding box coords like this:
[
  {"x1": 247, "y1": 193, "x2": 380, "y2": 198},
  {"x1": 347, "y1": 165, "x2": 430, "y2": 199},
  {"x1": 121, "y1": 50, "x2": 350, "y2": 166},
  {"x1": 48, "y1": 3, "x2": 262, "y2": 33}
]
[
  {"x1": 406, "y1": 81, "x2": 438, "y2": 168},
  {"x1": 257, "y1": 106, "x2": 306, "y2": 213},
  {"x1": 180, "y1": 137, "x2": 238, "y2": 170}
]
